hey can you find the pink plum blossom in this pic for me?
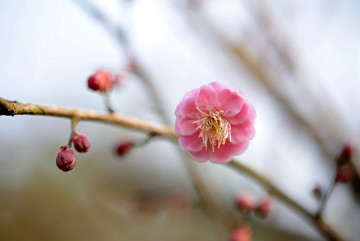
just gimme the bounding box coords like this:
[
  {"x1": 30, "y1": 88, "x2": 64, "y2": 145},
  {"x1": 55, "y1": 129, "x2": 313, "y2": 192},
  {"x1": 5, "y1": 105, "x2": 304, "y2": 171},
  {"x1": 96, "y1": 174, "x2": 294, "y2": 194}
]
[{"x1": 175, "y1": 82, "x2": 255, "y2": 163}]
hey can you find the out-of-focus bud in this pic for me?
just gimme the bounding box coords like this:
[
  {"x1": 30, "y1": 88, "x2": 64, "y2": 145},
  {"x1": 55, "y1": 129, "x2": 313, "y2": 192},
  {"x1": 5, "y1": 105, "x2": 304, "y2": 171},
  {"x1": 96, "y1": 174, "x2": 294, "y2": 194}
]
[
  {"x1": 87, "y1": 70, "x2": 113, "y2": 92},
  {"x1": 312, "y1": 185, "x2": 323, "y2": 200},
  {"x1": 337, "y1": 143, "x2": 354, "y2": 165},
  {"x1": 235, "y1": 193, "x2": 254, "y2": 212},
  {"x1": 255, "y1": 197, "x2": 274, "y2": 218},
  {"x1": 72, "y1": 133, "x2": 90, "y2": 153},
  {"x1": 56, "y1": 145, "x2": 76, "y2": 172},
  {"x1": 130, "y1": 191, "x2": 161, "y2": 218},
  {"x1": 229, "y1": 225, "x2": 252, "y2": 241},
  {"x1": 167, "y1": 190, "x2": 192, "y2": 216},
  {"x1": 335, "y1": 164, "x2": 355, "y2": 183},
  {"x1": 115, "y1": 141, "x2": 135, "y2": 157}
]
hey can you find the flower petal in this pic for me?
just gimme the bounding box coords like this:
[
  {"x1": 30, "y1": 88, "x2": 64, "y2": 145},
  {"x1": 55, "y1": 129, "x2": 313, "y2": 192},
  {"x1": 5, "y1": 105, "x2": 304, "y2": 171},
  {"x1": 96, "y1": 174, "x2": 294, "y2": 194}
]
[
  {"x1": 231, "y1": 120, "x2": 256, "y2": 144},
  {"x1": 179, "y1": 133, "x2": 204, "y2": 153},
  {"x1": 175, "y1": 117, "x2": 198, "y2": 136},
  {"x1": 175, "y1": 89, "x2": 199, "y2": 118},
  {"x1": 209, "y1": 142, "x2": 249, "y2": 163},
  {"x1": 227, "y1": 101, "x2": 255, "y2": 125},
  {"x1": 217, "y1": 88, "x2": 244, "y2": 117},
  {"x1": 187, "y1": 149, "x2": 209, "y2": 162},
  {"x1": 195, "y1": 83, "x2": 218, "y2": 112}
]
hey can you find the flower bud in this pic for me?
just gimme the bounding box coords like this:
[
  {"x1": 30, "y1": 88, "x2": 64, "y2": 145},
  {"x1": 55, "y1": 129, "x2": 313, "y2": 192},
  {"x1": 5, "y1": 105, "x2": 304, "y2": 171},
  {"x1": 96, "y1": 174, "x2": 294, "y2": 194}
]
[
  {"x1": 87, "y1": 70, "x2": 113, "y2": 92},
  {"x1": 337, "y1": 143, "x2": 354, "y2": 165},
  {"x1": 255, "y1": 197, "x2": 274, "y2": 218},
  {"x1": 56, "y1": 145, "x2": 76, "y2": 172},
  {"x1": 115, "y1": 141, "x2": 135, "y2": 156},
  {"x1": 72, "y1": 133, "x2": 90, "y2": 153},
  {"x1": 335, "y1": 164, "x2": 355, "y2": 183},
  {"x1": 229, "y1": 225, "x2": 252, "y2": 241},
  {"x1": 312, "y1": 185, "x2": 323, "y2": 200},
  {"x1": 235, "y1": 193, "x2": 254, "y2": 212}
]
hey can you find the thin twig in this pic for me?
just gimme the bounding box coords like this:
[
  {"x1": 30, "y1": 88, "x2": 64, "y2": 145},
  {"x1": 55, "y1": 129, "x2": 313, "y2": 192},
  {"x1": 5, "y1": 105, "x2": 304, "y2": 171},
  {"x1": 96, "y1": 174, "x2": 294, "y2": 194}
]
[
  {"x1": 67, "y1": 117, "x2": 79, "y2": 146},
  {"x1": 316, "y1": 170, "x2": 337, "y2": 218}
]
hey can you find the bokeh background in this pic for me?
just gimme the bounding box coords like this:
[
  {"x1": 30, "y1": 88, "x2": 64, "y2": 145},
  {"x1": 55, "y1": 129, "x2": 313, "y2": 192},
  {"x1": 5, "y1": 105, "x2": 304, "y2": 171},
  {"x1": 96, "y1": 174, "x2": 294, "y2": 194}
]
[{"x1": 0, "y1": 0, "x2": 360, "y2": 240}]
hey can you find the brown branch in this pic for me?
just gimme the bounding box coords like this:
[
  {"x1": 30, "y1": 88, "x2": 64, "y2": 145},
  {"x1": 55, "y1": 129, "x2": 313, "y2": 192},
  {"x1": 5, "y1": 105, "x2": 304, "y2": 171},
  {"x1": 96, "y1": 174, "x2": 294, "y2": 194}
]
[
  {"x1": 0, "y1": 96, "x2": 344, "y2": 240},
  {"x1": 0, "y1": 97, "x2": 177, "y2": 138}
]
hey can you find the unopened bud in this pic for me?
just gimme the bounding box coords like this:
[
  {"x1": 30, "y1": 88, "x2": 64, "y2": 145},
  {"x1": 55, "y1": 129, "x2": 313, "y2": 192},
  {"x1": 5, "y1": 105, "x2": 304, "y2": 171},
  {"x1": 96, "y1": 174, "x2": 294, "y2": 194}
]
[
  {"x1": 229, "y1": 225, "x2": 252, "y2": 241},
  {"x1": 335, "y1": 164, "x2": 355, "y2": 183},
  {"x1": 337, "y1": 143, "x2": 354, "y2": 165},
  {"x1": 72, "y1": 133, "x2": 90, "y2": 153},
  {"x1": 56, "y1": 145, "x2": 76, "y2": 172},
  {"x1": 115, "y1": 141, "x2": 135, "y2": 156},
  {"x1": 235, "y1": 193, "x2": 254, "y2": 212},
  {"x1": 312, "y1": 185, "x2": 323, "y2": 200},
  {"x1": 87, "y1": 70, "x2": 113, "y2": 92},
  {"x1": 255, "y1": 197, "x2": 274, "y2": 218}
]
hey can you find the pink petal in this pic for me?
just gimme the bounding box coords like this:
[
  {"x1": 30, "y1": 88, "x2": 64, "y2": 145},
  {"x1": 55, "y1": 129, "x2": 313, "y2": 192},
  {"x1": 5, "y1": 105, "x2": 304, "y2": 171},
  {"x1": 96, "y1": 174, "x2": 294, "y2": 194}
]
[
  {"x1": 175, "y1": 89, "x2": 199, "y2": 118},
  {"x1": 175, "y1": 117, "x2": 198, "y2": 136},
  {"x1": 195, "y1": 83, "x2": 218, "y2": 112},
  {"x1": 209, "y1": 142, "x2": 249, "y2": 163},
  {"x1": 187, "y1": 149, "x2": 209, "y2": 162},
  {"x1": 231, "y1": 120, "x2": 255, "y2": 144},
  {"x1": 217, "y1": 88, "x2": 244, "y2": 117},
  {"x1": 227, "y1": 102, "x2": 255, "y2": 125},
  {"x1": 179, "y1": 133, "x2": 205, "y2": 153}
]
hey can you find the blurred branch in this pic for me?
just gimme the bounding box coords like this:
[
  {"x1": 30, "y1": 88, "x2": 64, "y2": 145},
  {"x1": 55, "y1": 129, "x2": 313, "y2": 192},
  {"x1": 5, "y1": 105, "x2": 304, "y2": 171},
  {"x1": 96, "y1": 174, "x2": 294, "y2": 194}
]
[
  {"x1": 73, "y1": 0, "x2": 129, "y2": 51},
  {"x1": 0, "y1": 97, "x2": 177, "y2": 138}
]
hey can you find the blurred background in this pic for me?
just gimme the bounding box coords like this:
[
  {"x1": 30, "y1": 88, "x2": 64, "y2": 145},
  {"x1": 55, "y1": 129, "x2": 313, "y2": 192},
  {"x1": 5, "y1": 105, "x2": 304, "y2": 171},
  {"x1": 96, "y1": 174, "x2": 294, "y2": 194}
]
[{"x1": 0, "y1": 0, "x2": 359, "y2": 240}]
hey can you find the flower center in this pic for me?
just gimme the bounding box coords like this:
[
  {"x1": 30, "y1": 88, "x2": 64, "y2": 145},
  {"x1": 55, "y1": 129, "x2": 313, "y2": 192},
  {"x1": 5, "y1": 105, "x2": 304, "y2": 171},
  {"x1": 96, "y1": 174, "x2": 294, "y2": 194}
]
[{"x1": 193, "y1": 107, "x2": 231, "y2": 152}]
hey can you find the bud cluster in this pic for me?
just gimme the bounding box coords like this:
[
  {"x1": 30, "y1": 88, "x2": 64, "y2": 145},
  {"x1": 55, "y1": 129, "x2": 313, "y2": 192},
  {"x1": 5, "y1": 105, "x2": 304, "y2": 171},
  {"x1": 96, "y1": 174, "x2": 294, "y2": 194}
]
[
  {"x1": 56, "y1": 133, "x2": 91, "y2": 172},
  {"x1": 235, "y1": 193, "x2": 274, "y2": 218}
]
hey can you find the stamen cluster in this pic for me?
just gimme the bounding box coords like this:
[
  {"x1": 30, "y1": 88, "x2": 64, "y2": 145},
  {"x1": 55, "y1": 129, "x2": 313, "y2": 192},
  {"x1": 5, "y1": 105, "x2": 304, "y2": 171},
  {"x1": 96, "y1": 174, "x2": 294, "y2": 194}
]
[{"x1": 193, "y1": 108, "x2": 231, "y2": 152}]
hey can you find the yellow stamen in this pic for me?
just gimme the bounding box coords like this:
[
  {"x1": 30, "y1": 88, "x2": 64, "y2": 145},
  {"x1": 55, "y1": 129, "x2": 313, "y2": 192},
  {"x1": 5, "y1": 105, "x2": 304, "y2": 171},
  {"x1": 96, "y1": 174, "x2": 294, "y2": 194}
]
[{"x1": 193, "y1": 108, "x2": 231, "y2": 152}]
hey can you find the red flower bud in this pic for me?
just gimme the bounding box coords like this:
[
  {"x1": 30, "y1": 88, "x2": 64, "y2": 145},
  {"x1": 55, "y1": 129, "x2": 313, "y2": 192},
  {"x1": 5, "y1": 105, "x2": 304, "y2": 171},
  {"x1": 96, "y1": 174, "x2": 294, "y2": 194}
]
[
  {"x1": 229, "y1": 225, "x2": 252, "y2": 241},
  {"x1": 255, "y1": 197, "x2": 274, "y2": 218},
  {"x1": 72, "y1": 133, "x2": 90, "y2": 153},
  {"x1": 56, "y1": 145, "x2": 76, "y2": 172},
  {"x1": 337, "y1": 143, "x2": 354, "y2": 165},
  {"x1": 115, "y1": 141, "x2": 135, "y2": 156},
  {"x1": 335, "y1": 164, "x2": 355, "y2": 183},
  {"x1": 235, "y1": 193, "x2": 254, "y2": 212},
  {"x1": 87, "y1": 70, "x2": 113, "y2": 92}
]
